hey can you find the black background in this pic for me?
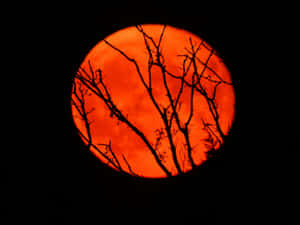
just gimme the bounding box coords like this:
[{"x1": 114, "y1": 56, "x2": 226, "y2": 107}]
[{"x1": 7, "y1": 3, "x2": 298, "y2": 224}]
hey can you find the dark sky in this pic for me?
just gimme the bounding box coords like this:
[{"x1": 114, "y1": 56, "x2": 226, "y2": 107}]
[{"x1": 8, "y1": 3, "x2": 297, "y2": 224}]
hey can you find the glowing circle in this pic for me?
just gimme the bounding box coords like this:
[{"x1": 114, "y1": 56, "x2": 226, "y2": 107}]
[{"x1": 71, "y1": 24, "x2": 235, "y2": 178}]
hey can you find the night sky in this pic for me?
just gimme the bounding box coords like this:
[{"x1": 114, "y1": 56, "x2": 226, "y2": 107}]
[{"x1": 7, "y1": 3, "x2": 297, "y2": 224}]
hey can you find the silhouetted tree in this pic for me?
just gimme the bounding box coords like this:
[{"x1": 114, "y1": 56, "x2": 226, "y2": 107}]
[{"x1": 71, "y1": 25, "x2": 232, "y2": 177}]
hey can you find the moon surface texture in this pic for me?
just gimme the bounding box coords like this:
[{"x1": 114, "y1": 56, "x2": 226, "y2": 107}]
[{"x1": 72, "y1": 24, "x2": 235, "y2": 178}]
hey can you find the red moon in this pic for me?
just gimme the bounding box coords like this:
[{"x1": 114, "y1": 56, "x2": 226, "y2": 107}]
[{"x1": 71, "y1": 24, "x2": 235, "y2": 178}]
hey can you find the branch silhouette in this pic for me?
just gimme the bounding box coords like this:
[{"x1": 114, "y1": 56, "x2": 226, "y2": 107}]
[
  {"x1": 72, "y1": 81, "x2": 126, "y2": 173},
  {"x1": 73, "y1": 58, "x2": 171, "y2": 177},
  {"x1": 72, "y1": 25, "x2": 232, "y2": 177}
]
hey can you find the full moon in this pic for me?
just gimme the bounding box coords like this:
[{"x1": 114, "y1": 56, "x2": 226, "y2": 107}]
[{"x1": 71, "y1": 24, "x2": 235, "y2": 178}]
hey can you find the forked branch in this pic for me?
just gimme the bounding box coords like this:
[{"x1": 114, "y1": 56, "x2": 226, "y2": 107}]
[{"x1": 74, "y1": 60, "x2": 172, "y2": 177}]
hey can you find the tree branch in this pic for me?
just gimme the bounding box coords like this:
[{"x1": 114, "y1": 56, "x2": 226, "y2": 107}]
[
  {"x1": 139, "y1": 25, "x2": 184, "y2": 174},
  {"x1": 75, "y1": 62, "x2": 172, "y2": 177},
  {"x1": 122, "y1": 154, "x2": 137, "y2": 176},
  {"x1": 72, "y1": 85, "x2": 125, "y2": 171},
  {"x1": 97, "y1": 140, "x2": 122, "y2": 170},
  {"x1": 104, "y1": 27, "x2": 185, "y2": 175}
]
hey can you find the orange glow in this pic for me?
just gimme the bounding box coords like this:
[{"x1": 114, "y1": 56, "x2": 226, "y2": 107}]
[{"x1": 71, "y1": 24, "x2": 235, "y2": 178}]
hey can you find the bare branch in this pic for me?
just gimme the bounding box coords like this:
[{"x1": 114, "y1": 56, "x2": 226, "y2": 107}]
[
  {"x1": 77, "y1": 130, "x2": 122, "y2": 171},
  {"x1": 184, "y1": 39, "x2": 203, "y2": 128},
  {"x1": 185, "y1": 72, "x2": 196, "y2": 127},
  {"x1": 157, "y1": 24, "x2": 167, "y2": 50},
  {"x1": 75, "y1": 61, "x2": 172, "y2": 177},
  {"x1": 97, "y1": 140, "x2": 122, "y2": 170},
  {"x1": 211, "y1": 81, "x2": 222, "y2": 101},
  {"x1": 72, "y1": 84, "x2": 93, "y2": 146},
  {"x1": 72, "y1": 86, "x2": 123, "y2": 171},
  {"x1": 136, "y1": 25, "x2": 157, "y2": 48},
  {"x1": 201, "y1": 119, "x2": 222, "y2": 145},
  {"x1": 135, "y1": 26, "x2": 184, "y2": 174},
  {"x1": 103, "y1": 39, "x2": 135, "y2": 62},
  {"x1": 122, "y1": 155, "x2": 137, "y2": 176},
  {"x1": 195, "y1": 55, "x2": 232, "y2": 85},
  {"x1": 197, "y1": 44, "x2": 214, "y2": 81}
]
